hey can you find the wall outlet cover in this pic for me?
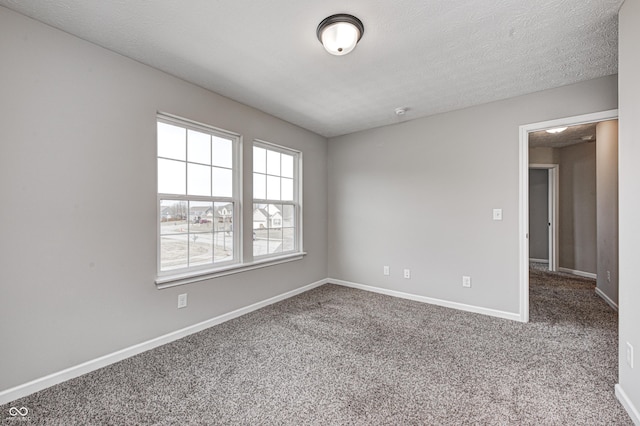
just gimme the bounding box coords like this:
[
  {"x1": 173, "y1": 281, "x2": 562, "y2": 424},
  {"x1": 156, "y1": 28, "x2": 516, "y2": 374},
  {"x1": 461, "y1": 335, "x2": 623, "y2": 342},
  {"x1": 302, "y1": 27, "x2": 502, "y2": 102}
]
[
  {"x1": 178, "y1": 293, "x2": 188, "y2": 309},
  {"x1": 462, "y1": 276, "x2": 471, "y2": 288}
]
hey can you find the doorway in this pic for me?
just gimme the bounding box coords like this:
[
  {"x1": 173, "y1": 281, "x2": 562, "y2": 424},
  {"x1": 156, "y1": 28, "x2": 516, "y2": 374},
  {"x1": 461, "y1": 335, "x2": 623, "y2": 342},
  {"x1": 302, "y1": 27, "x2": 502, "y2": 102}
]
[
  {"x1": 518, "y1": 109, "x2": 618, "y2": 323},
  {"x1": 529, "y1": 164, "x2": 558, "y2": 272}
]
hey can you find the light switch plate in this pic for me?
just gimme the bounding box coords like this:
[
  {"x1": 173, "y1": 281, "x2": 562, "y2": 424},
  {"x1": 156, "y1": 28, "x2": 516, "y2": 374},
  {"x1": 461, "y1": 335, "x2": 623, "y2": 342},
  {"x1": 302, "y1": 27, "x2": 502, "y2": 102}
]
[{"x1": 493, "y1": 209, "x2": 503, "y2": 221}]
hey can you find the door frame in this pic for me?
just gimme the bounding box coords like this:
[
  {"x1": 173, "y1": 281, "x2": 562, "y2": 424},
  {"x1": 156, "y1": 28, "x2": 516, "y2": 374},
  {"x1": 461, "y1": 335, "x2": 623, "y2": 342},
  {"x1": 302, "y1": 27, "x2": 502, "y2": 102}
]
[
  {"x1": 518, "y1": 109, "x2": 618, "y2": 323},
  {"x1": 529, "y1": 164, "x2": 559, "y2": 271}
]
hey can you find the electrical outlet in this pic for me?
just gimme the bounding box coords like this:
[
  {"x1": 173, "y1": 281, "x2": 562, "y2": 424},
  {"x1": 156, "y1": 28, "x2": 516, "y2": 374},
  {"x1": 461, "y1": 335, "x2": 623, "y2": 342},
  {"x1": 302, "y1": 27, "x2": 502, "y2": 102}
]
[
  {"x1": 383, "y1": 266, "x2": 390, "y2": 276},
  {"x1": 627, "y1": 342, "x2": 634, "y2": 368},
  {"x1": 462, "y1": 276, "x2": 471, "y2": 288},
  {"x1": 607, "y1": 270, "x2": 611, "y2": 282},
  {"x1": 403, "y1": 269, "x2": 411, "y2": 279},
  {"x1": 177, "y1": 293, "x2": 188, "y2": 309}
]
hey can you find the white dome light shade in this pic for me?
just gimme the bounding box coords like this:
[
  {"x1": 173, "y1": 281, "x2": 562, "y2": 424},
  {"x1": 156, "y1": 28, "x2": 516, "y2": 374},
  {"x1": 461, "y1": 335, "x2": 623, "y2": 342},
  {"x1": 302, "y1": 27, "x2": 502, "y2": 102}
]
[
  {"x1": 321, "y1": 22, "x2": 359, "y2": 55},
  {"x1": 546, "y1": 127, "x2": 568, "y2": 134},
  {"x1": 317, "y1": 14, "x2": 364, "y2": 56}
]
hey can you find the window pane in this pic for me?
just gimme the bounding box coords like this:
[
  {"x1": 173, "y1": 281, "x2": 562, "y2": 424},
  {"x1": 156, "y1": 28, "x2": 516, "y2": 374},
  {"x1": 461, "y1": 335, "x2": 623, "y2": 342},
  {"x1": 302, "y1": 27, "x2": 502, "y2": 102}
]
[
  {"x1": 253, "y1": 237, "x2": 268, "y2": 257},
  {"x1": 254, "y1": 173, "x2": 266, "y2": 200},
  {"x1": 189, "y1": 233, "x2": 213, "y2": 267},
  {"x1": 212, "y1": 167, "x2": 233, "y2": 197},
  {"x1": 254, "y1": 146, "x2": 266, "y2": 173},
  {"x1": 281, "y1": 154, "x2": 294, "y2": 178},
  {"x1": 253, "y1": 203, "x2": 267, "y2": 230},
  {"x1": 189, "y1": 201, "x2": 213, "y2": 229},
  {"x1": 212, "y1": 136, "x2": 233, "y2": 168},
  {"x1": 214, "y1": 202, "x2": 233, "y2": 233},
  {"x1": 268, "y1": 229, "x2": 283, "y2": 254},
  {"x1": 281, "y1": 204, "x2": 295, "y2": 227},
  {"x1": 160, "y1": 235, "x2": 188, "y2": 271},
  {"x1": 187, "y1": 163, "x2": 211, "y2": 196},
  {"x1": 267, "y1": 150, "x2": 280, "y2": 175},
  {"x1": 267, "y1": 175, "x2": 280, "y2": 200},
  {"x1": 160, "y1": 200, "x2": 188, "y2": 234},
  {"x1": 282, "y1": 227, "x2": 295, "y2": 252},
  {"x1": 187, "y1": 130, "x2": 211, "y2": 165},
  {"x1": 158, "y1": 158, "x2": 186, "y2": 195},
  {"x1": 214, "y1": 232, "x2": 233, "y2": 263},
  {"x1": 267, "y1": 204, "x2": 282, "y2": 229},
  {"x1": 253, "y1": 203, "x2": 267, "y2": 256},
  {"x1": 281, "y1": 177, "x2": 293, "y2": 201},
  {"x1": 158, "y1": 122, "x2": 186, "y2": 160}
]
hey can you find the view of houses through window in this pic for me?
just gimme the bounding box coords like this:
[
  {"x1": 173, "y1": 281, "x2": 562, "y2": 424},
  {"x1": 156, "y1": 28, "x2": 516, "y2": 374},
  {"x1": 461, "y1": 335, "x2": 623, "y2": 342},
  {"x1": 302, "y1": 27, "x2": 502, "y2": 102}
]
[
  {"x1": 160, "y1": 200, "x2": 234, "y2": 270},
  {"x1": 253, "y1": 203, "x2": 296, "y2": 255}
]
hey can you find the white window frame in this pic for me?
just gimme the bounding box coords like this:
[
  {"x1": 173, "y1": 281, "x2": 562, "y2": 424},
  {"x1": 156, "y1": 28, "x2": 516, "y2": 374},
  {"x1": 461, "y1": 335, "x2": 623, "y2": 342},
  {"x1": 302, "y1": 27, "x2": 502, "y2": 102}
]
[
  {"x1": 156, "y1": 113, "x2": 242, "y2": 280},
  {"x1": 252, "y1": 140, "x2": 303, "y2": 260}
]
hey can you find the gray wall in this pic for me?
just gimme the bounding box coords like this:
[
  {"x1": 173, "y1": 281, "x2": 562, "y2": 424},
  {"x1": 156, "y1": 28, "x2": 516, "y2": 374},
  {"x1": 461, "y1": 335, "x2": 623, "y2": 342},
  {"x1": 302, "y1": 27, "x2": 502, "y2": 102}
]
[
  {"x1": 0, "y1": 8, "x2": 328, "y2": 392},
  {"x1": 328, "y1": 75, "x2": 617, "y2": 315},
  {"x1": 529, "y1": 147, "x2": 559, "y2": 164},
  {"x1": 596, "y1": 120, "x2": 619, "y2": 305},
  {"x1": 558, "y1": 143, "x2": 597, "y2": 274},
  {"x1": 618, "y1": 0, "x2": 640, "y2": 415},
  {"x1": 529, "y1": 169, "x2": 549, "y2": 261}
]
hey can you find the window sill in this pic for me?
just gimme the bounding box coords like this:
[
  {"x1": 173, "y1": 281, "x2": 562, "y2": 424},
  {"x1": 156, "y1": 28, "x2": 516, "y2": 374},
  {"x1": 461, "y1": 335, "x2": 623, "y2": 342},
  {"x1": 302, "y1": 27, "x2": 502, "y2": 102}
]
[{"x1": 155, "y1": 252, "x2": 307, "y2": 289}]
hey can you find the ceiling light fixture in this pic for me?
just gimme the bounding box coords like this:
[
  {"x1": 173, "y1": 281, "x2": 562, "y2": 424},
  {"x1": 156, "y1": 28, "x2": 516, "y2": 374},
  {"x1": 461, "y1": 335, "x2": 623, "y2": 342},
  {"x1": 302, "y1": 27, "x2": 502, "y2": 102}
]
[
  {"x1": 317, "y1": 14, "x2": 364, "y2": 56},
  {"x1": 546, "y1": 127, "x2": 568, "y2": 134}
]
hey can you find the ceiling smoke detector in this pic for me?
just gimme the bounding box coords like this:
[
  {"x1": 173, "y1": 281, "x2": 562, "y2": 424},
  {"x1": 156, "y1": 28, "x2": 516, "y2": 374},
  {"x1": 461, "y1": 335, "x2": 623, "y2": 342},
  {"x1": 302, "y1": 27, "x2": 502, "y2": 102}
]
[{"x1": 395, "y1": 107, "x2": 408, "y2": 116}]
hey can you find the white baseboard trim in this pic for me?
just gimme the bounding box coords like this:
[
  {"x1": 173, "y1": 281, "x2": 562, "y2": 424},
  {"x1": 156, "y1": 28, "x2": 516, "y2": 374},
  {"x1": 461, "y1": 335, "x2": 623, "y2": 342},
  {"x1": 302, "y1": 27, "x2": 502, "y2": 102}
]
[
  {"x1": 529, "y1": 258, "x2": 549, "y2": 264},
  {"x1": 616, "y1": 384, "x2": 640, "y2": 425},
  {"x1": 0, "y1": 278, "x2": 329, "y2": 406},
  {"x1": 595, "y1": 287, "x2": 618, "y2": 311},
  {"x1": 329, "y1": 278, "x2": 522, "y2": 322},
  {"x1": 557, "y1": 267, "x2": 597, "y2": 280}
]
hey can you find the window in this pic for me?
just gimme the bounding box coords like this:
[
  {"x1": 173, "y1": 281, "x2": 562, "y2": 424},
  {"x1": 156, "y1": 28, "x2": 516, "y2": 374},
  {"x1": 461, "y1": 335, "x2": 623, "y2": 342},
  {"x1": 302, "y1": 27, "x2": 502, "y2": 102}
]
[
  {"x1": 253, "y1": 141, "x2": 301, "y2": 258},
  {"x1": 157, "y1": 114, "x2": 240, "y2": 275}
]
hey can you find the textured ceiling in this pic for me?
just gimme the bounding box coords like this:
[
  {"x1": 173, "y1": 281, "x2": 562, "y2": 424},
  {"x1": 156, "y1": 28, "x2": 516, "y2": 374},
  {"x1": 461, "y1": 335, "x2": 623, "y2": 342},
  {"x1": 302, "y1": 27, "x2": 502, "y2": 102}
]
[
  {"x1": 529, "y1": 123, "x2": 597, "y2": 149},
  {"x1": 0, "y1": 0, "x2": 622, "y2": 138}
]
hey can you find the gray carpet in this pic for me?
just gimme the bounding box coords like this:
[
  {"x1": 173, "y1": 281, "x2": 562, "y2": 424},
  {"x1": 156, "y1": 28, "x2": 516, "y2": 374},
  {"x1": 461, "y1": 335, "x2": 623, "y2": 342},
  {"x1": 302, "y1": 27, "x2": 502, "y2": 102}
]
[{"x1": 1, "y1": 271, "x2": 631, "y2": 425}]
